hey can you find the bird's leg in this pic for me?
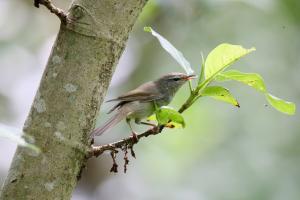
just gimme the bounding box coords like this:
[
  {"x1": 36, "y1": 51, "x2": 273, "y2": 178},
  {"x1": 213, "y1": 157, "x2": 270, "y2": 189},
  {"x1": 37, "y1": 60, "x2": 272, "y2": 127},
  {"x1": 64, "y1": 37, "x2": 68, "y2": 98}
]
[
  {"x1": 135, "y1": 120, "x2": 156, "y2": 127},
  {"x1": 135, "y1": 119, "x2": 159, "y2": 134},
  {"x1": 126, "y1": 118, "x2": 138, "y2": 143},
  {"x1": 140, "y1": 121, "x2": 156, "y2": 126}
]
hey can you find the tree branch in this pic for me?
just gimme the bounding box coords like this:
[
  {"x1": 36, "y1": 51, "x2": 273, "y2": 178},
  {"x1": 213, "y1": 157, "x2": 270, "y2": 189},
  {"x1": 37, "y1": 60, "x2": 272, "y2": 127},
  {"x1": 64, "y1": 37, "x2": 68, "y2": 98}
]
[
  {"x1": 90, "y1": 125, "x2": 163, "y2": 157},
  {"x1": 34, "y1": 0, "x2": 69, "y2": 24}
]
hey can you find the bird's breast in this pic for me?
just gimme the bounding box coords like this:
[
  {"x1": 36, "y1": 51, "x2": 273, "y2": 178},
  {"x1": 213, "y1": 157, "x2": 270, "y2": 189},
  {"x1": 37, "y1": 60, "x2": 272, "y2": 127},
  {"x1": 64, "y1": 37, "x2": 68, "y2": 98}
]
[{"x1": 156, "y1": 95, "x2": 173, "y2": 107}]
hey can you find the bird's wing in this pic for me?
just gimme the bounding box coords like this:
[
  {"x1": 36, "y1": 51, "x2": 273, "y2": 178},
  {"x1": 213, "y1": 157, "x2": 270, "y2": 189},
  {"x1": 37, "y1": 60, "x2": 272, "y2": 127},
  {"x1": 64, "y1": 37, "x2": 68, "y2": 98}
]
[{"x1": 107, "y1": 81, "x2": 163, "y2": 102}]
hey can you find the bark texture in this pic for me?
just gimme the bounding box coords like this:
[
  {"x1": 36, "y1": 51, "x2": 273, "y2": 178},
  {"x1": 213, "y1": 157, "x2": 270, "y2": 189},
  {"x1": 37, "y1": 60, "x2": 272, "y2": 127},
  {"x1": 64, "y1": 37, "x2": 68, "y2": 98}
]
[{"x1": 0, "y1": 0, "x2": 147, "y2": 199}]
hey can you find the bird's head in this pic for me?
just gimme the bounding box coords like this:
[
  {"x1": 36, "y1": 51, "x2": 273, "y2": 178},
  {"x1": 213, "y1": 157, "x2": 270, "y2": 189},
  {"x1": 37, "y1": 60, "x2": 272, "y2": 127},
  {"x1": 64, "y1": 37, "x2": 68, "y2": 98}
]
[{"x1": 156, "y1": 72, "x2": 196, "y2": 94}]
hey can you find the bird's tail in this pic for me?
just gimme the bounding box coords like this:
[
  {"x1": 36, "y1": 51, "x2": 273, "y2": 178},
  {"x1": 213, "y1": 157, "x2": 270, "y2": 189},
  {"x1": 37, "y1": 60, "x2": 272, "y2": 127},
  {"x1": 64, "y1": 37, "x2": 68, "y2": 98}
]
[{"x1": 90, "y1": 112, "x2": 126, "y2": 138}]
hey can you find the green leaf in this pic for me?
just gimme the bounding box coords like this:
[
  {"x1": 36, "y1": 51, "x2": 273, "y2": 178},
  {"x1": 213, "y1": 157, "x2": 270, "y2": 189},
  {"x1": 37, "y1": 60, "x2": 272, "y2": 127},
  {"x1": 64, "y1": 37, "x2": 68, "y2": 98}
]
[
  {"x1": 205, "y1": 43, "x2": 255, "y2": 80},
  {"x1": 155, "y1": 106, "x2": 185, "y2": 128},
  {"x1": 201, "y1": 86, "x2": 240, "y2": 107},
  {"x1": 0, "y1": 123, "x2": 41, "y2": 153},
  {"x1": 147, "y1": 114, "x2": 157, "y2": 121},
  {"x1": 216, "y1": 70, "x2": 266, "y2": 92},
  {"x1": 216, "y1": 70, "x2": 296, "y2": 115},
  {"x1": 266, "y1": 93, "x2": 296, "y2": 115},
  {"x1": 144, "y1": 27, "x2": 194, "y2": 75},
  {"x1": 147, "y1": 114, "x2": 182, "y2": 128}
]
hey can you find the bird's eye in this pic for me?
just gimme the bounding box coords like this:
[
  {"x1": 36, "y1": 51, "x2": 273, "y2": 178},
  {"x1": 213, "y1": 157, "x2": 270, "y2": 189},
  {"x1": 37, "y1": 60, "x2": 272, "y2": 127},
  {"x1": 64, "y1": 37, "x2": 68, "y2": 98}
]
[{"x1": 172, "y1": 77, "x2": 181, "y2": 81}]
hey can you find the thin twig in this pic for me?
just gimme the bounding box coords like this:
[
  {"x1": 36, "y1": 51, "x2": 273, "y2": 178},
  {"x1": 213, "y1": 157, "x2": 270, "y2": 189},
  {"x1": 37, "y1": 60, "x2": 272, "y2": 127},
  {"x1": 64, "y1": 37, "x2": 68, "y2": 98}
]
[
  {"x1": 129, "y1": 145, "x2": 136, "y2": 159},
  {"x1": 34, "y1": 0, "x2": 69, "y2": 24},
  {"x1": 89, "y1": 125, "x2": 162, "y2": 158},
  {"x1": 123, "y1": 145, "x2": 129, "y2": 173},
  {"x1": 110, "y1": 150, "x2": 118, "y2": 173}
]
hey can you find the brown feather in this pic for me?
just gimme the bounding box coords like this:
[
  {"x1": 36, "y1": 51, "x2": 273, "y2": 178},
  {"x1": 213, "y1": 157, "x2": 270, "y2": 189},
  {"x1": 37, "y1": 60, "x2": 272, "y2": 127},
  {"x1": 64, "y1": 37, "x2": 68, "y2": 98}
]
[{"x1": 106, "y1": 81, "x2": 163, "y2": 102}]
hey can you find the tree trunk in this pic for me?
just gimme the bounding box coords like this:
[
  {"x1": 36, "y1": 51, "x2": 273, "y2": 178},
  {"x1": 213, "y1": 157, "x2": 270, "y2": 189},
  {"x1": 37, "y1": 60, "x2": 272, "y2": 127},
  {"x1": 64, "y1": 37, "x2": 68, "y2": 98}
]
[{"x1": 0, "y1": 0, "x2": 148, "y2": 199}]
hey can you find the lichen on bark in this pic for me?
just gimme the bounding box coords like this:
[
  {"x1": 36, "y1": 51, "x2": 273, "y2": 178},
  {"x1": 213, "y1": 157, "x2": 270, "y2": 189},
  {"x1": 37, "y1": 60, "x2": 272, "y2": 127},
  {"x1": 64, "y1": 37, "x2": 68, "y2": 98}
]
[{"x1": 0, "y1": 0, "x2": 148, "y2": 199}]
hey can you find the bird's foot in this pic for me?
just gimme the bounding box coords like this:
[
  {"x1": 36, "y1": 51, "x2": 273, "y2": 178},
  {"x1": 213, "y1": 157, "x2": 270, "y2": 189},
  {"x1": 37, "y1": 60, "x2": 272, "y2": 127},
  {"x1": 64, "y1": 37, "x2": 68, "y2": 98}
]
[
  {"x1": 140, "y1": 121, "x2": 156, "y2": 127},
  {"x1": 131, "y1": 132, "x2": 139, "y2": 143}
]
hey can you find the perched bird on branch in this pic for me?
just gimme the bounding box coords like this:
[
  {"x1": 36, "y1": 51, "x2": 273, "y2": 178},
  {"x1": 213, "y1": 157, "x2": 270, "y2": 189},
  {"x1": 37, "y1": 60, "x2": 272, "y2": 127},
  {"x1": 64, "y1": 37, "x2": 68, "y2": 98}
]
[{"x1": 90, "y1": 72, "x2": 195, "y2": 140}]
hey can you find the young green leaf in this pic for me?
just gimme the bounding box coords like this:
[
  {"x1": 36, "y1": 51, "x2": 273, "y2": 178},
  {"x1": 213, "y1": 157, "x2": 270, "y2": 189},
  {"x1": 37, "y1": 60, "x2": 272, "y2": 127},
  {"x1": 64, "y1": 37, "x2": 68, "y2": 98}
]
[
  {"x1": 216, "y1": 70, "x2": 296, "y2": 115},
  {"x1": 201, "y1": 86, "x2": 240, "y2": 107},
  {"x1": 205, "y1": 43, "x2": 255, "y2": 80},
  {"x1": 155, "y1": 106, "x2": 185, "y2": 128},
  {"x1": 266, "y1": 93, "x2": 296, "y2": 115},
  {"x1": 147, "y1": 114, "x2": 183, "y2": 129},
  {"x1": 144, "y1": 27, "x2": 194, "y2": 75},
  {"x1": 0, "y1": 123, "x2": 41, "y2": 153},
  {"x1": 216, "y1": 70, "x2": 266, "y2": 92},
  {"x1": 147, "y1": 114, "x2": 157, "y2": 121}
]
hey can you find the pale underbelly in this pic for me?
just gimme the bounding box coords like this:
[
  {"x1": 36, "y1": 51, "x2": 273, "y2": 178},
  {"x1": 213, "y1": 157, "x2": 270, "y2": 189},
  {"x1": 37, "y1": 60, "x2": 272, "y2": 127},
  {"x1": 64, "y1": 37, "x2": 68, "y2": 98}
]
[{"x1": 125, "y1": 101, "x2": 155, "y2": 120}]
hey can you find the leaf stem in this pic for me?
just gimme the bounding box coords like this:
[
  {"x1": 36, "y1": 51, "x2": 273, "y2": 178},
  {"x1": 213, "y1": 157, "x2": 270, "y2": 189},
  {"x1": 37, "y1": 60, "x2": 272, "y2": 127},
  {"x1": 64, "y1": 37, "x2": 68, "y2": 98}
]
[
  {"x1": 198, "y1": 52, "x2": 205, "y2": 84},
  {"x1": 188, "y1": 80, "x2": 193, "y2": 93}
]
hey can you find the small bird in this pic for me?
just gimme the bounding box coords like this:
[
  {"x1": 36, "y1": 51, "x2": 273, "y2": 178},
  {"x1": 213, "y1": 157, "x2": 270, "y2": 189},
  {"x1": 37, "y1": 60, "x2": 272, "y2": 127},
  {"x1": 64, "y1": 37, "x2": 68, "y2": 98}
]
[{"x1": 90, "y1": 72, "x2": 196, "y2": 139}]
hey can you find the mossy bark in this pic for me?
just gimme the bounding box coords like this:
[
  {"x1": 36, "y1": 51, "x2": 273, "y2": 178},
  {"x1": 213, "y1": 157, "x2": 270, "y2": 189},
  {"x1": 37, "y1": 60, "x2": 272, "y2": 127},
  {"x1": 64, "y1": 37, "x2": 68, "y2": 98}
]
[{"x1": 0, "y1": 0, "x2": 148, "y2": 199}]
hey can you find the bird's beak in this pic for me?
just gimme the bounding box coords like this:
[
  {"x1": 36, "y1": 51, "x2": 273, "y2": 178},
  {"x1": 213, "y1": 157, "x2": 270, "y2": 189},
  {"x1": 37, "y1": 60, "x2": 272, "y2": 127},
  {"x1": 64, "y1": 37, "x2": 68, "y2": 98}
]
[{"x1": 184, "y1": 74, "x2": 197, "y2": 80}]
